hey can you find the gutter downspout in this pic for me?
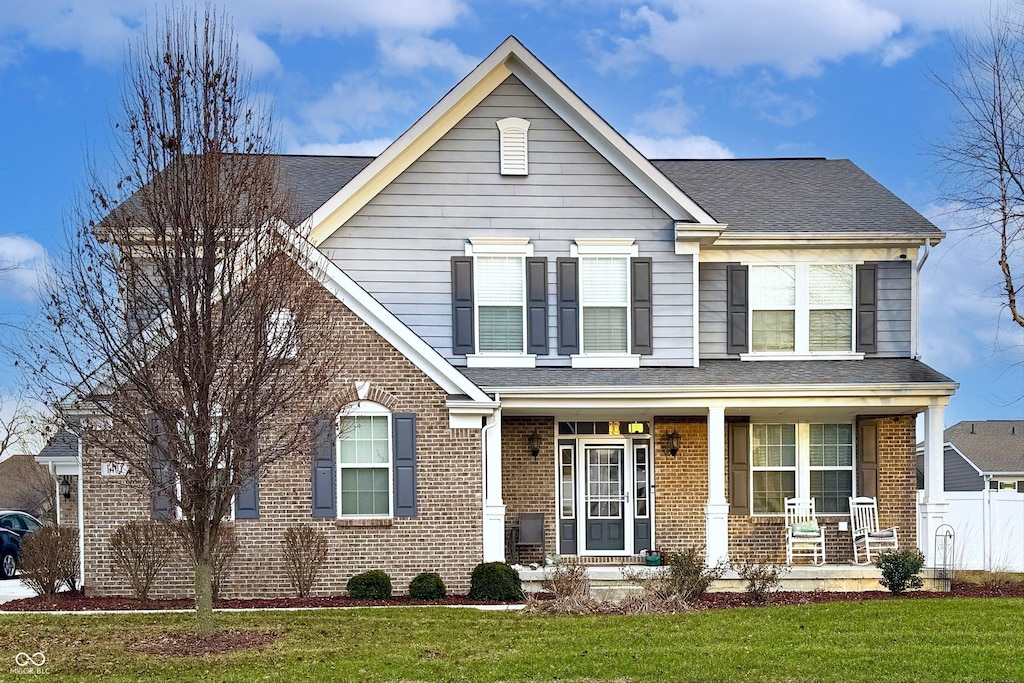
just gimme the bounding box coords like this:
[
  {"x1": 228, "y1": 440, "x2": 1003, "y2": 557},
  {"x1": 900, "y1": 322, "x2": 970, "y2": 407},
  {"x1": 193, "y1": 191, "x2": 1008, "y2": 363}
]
[
  {"x1": 77, "y1": 438, "x2": 85, "y2": 591},
  {"x1": 913, "y1": 238, "x2": 932, "y2": 360}
]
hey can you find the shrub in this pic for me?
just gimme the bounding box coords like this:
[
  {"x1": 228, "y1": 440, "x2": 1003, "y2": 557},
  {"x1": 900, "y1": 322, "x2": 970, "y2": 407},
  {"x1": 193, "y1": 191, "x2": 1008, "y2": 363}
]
[
  {"x1": 108, "y1": 521, "x2": 174, "y2": 602},
  {"x1": 734, "y1": 560, "x2": 787, "y2": 604},
  {"x1": 876, "y1": 548, "x2": 925, "y2": 594},
  {"x1": 347, "y1": 570, "x2": 393, "y2": 599},
  {"x1": 526, "y1": 561, "x2": 599, "y2": 614},
  {"x1": 469, "y1": 562, "x2": 522, "y2": 602},
  {"x1": 19, "y1": 525, "x2": 79, "y2": 596},
  {"x1": 408, "y1": 572, "x2": 447, "y2": 600},
  {"x1": 283, "y1": 525, "x2": 329, "y2": 598},
  {"x1": 171, "y1": 523, "x2": 240, "y2": 602},
  {"x1": 663, "y1": 547, "x2": 728, "y2": 603}
]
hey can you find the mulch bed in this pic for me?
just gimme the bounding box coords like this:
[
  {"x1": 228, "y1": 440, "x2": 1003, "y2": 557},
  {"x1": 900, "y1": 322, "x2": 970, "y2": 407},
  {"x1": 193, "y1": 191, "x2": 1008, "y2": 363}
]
[
  {"x1": 3, "y1": 582, "x2": 1022, "y2": 613},
  {"x1": 129, "y1": 629, "x2": 279, "y2": 656},
  {"x1": 0, "y1": 591, "x2": 507, "y2": 612}
]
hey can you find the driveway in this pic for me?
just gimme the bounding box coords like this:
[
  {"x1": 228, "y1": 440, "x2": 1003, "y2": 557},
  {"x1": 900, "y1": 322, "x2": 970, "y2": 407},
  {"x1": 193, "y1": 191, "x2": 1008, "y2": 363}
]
[{"x1": 0, "y1": 577, "x2": 34, "y2": 605}]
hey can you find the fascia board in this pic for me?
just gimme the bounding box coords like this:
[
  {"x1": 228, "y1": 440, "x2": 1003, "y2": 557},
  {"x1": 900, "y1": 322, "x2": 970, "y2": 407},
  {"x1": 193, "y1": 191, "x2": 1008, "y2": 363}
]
[
  {"x1": 479, "y1": 382, "x2": 959, "y2": 400},
  {"x1": 712, "y1": 233, "x2": 945, "y2": 247},
  {"x1": 306, "y1": 40, "x2": 517, "y2": 246},
  {"x1": 505, "y1": 52, "x2": 716, "y2": 225},
  {"x1": 296, "y1": 242, "x2": 492, "y2": 404}
]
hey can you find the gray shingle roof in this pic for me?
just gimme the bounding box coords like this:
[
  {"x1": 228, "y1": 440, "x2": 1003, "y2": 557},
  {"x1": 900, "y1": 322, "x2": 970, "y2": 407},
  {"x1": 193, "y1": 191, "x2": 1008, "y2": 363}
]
[
  {"x1": 945, "y1": 420, "x2": 1024, "y2": 474},
  {"x1": 651, "y1": 158, "x2": 940, "y2": 235},
  {"x1": 462, "y1": 358, "x2": 954, "y2": 390},
  {"x1": 36, "y1": 430, "x2": 79, "y2": 461},
  {"x1": 277, "y1": 155, "x2": 374, "y2": 221}
]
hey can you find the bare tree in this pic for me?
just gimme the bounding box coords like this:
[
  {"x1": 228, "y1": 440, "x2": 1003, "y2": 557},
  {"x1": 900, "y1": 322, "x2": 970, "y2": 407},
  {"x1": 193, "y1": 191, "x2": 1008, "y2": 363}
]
[
  {"x1": 22, "y1": 9, "x2": 342, "y2": 634},
  {"x1": 934, "y1": 6, "x2": 1024, "y2": 328},
  {"x1": 0, "y1": 397, "x2": 57, "y2": 521}
]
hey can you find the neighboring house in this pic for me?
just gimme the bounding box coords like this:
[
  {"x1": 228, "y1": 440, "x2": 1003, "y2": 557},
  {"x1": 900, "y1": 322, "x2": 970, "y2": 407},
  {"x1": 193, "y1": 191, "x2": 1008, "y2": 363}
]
[
  {"x1": 916, "y1": 421, "x2": 1024, "y2": 491},
  {"x1": 76, "y1": 37, "x2": 957, "y2": 598},
  {"x1": 0, "y1": 454, "x2": 55, "y2": 521},
  {"x1": 915, "y1": 420, "x2": 1023, "y2": 572}
]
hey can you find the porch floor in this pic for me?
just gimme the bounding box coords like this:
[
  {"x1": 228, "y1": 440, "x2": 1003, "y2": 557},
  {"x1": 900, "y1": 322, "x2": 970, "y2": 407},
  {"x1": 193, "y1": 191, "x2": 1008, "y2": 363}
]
[{"x1": 516, "y1": 562, "x2": 892, "y2": 600}]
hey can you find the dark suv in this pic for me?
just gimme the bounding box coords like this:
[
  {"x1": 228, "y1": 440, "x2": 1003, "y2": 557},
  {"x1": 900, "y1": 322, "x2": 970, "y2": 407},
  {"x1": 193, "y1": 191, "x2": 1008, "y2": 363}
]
[{"x1": 0, "y1": 511, "x2": 42, "y2": 579}]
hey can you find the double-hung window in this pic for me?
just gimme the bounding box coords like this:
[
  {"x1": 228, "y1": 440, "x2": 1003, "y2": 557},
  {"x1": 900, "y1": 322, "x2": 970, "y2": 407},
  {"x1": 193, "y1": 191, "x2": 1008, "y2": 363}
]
[
  {"x1": 749, "y1": 263, "x2": 855, "y2": 355},
  {"x1": 581, "y1": 256, "x2": 629, "y2": 353},
  {"x1": 750, "y1": 423, "x2": 855, "y2": 515},
  {"x1": 476, "y1": 255, "x2": 525, "y2": 353},
  {"x1": 338, "y1": 403, "x2": 392, "y2": 517}
]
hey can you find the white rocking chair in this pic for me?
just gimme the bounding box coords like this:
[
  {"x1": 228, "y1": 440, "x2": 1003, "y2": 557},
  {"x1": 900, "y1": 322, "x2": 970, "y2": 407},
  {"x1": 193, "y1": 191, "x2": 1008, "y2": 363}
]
[
  {"x1": 784, "y1": 497, "x2": 826, "y2": 565},
  {"x1": 849, "y1": 496, "x2": 898, "y2": 565}
]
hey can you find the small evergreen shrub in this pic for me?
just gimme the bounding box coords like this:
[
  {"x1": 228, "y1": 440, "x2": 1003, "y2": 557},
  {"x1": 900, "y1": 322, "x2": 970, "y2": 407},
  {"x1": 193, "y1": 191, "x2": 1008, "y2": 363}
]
[
  {"x1": 408, "y1": 572, "x2": 447, "y2": 600},
  {"x1": 469, "y1": 562, "x2": 522, "y2": 601},
  {"x1": 19, "y1": 525, "x2": 80, "y2": 596},
  {"x1": 876, "y1": 548, "x2": 925, "y2": 594},
  {"x1": 347, "y1": 570, "x2": 393, "y2": 599}
]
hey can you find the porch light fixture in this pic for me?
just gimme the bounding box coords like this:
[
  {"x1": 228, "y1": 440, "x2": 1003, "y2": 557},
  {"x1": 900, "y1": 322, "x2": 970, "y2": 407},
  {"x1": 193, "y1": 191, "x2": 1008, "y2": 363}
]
[
  {"x1": 527, "y1": 431, "x2": 541, "y2": 458},
  {"x1": 663, "y1": 430, "x2": 680, "y2": 457},
  {"x1": 60, "y1": 475, "x2": 72, "y2": 500}
]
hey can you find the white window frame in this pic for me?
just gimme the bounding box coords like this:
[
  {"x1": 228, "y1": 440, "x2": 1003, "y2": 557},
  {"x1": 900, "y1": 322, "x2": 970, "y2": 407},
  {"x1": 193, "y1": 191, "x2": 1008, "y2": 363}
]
[
  {"x1": 336, "y1": 401, "x2": 393, "y2": 519},
  {"x1": 174, "y1": 404, "x2": 234, "y2": 522},
  {"x1": 465, "y1": 239, "x2": 536, "y2": 368},
  {"x1": 267, "y1": 308, "x2": 297, "y2": 359},
  {"x1": 750, "y1": 422, "x2": 856, "y2": 517},
  {"x1": 570, "y1": 239, "x2": 640, "y2": 369},
  {"x1": 743, "y1": 262, "x2": 862, "y2": 361}
]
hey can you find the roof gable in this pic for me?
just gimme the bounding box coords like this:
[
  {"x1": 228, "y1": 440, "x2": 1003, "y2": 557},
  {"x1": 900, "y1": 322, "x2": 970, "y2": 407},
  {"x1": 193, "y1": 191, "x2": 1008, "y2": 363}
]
[
  {"x1": 944, "y1": 420, "x2": 1024, "y2": 474},
  {"x1": 306, "y1": 36, "x2": 721, "y2": 246}
]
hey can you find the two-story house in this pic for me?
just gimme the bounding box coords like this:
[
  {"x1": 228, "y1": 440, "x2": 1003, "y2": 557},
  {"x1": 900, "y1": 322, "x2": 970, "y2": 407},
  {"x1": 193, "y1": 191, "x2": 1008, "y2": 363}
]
[{"x1": 76, "y1": 37, "x2": 957, "y2": 598}]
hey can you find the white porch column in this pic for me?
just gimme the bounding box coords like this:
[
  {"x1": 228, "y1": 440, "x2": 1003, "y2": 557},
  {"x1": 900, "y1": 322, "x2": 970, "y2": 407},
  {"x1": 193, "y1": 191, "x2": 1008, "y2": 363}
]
[
  {"x1": 919, "y1": 403, "x2": 948, "y2": 567},
  {"x1": 705, "y1": 406, "x2": 730, "y2": 566},
  {"x1": 482, "y1": 407, "x2": 506, "y2": 562}
]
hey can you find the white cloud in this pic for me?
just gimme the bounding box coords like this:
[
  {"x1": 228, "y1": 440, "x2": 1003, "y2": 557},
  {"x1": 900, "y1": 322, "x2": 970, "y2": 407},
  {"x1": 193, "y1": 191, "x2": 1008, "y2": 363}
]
[
  {"x1": 733, "y1": 77, "x2": 817, "y2": 126},
  {"x1": 377, "y1": 34, "x2": 478, "y2": 75},
  {"x1": 288, "y1": 139, "x2": 392, "y2": 156},
  {"x1": 286, "y1": 75, "x2": 417, "y2": 145},
  {"x1": 632, "y1": 87, "x2": 694, "y2": 136},
  {"x1": 0, "y1": 0, "x2": 468, "y2": 74},
  {"x1": 627, "y1": 133, "x2": 734, "y2": 159},
  {"x1": 0, "y1": 235, "x2": 48, "y2": 303},
  {"x1": 593, "y1": 0, "x2": 1008, "y2": 78}
]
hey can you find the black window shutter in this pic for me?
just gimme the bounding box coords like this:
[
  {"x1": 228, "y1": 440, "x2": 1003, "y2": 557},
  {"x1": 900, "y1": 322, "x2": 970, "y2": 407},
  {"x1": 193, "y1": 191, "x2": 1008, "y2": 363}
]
[
  {"x1": 726, "y1": 264, "x2": 749, "y2": 355},
  {"x1": 857, "y1": 418, "x2": 879, "y2": 499},
  {"x1": 856, "y1": 264, "x2": 878, "y2": 353},
  {"x1": 311, "y1": 416, "x2": 336, "y2": 518},
  {"x1": 728, "y1": 419, "x2": 750, "y2": 516},
  {"x1": 556, "y1": 257, "x2": 579, "y2": 355},
  {"x1": 631, "y1": 257, "x2": 653, "y2": 355},
  {"x1": 149, "y1": 415, "x2": 174, "y2": 521},
  {"x1": 393, "y1": 413, "x2": 417, "y2": 517},
  {"x1": 526, "y1": 257, "x2": 548, "y2": 355},
  {"x1": 234, "y1": 429, "x2": 259, "y2": 520},
  {"x1": 451, "y1": 256, "x2": 475, "y2": 355}
]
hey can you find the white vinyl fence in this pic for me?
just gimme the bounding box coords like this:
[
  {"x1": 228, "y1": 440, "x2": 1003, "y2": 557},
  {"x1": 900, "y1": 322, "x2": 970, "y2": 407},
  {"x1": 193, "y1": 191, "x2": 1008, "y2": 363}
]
[{"x1": 917, "y1": 490, "x2": 1024, "y2": 572}]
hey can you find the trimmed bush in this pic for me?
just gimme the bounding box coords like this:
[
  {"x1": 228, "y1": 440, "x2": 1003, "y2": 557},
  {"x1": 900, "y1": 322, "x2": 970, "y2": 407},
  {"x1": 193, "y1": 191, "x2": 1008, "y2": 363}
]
[
  {"x1": 283, "y1": 524, "x2": 329, "y2": 598},
  {"x1": 108, "y1": 521, "x2": 174, "y2": 602},
  {"x1": 734, "y1": 560, "x2": 788, "y2": 604},
  {"x1": 469, "y1": 562, "x2": 522, "y2": 602},
  {"x1": 347, "y1": 570, "x2": 393, "y2": 599},
  {"x1": 19, "y1": 525, "x2": 79, "y2": 596},
  {"x1": 409, "y1": 572, "x2": 447, "y2": 600},
  {"x1": 876, "y1": 548, "x2": 925, "y2": 594}
]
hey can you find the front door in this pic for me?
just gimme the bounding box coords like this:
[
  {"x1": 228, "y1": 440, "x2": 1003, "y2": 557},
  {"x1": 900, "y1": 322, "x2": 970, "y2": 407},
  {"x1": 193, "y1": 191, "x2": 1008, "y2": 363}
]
[{"x1": 583, "y1": 444, "x2": 627, "y2": 552}]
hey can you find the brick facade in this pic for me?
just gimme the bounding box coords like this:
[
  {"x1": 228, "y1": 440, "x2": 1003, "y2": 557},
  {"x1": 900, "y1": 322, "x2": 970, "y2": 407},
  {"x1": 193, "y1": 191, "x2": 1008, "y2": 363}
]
[
  {"x1": 500, "y1": 416, "x2": 555, "y2": 565},
  {"x1": 81, "y1": 278, "x2": 484, "y2": 599}
]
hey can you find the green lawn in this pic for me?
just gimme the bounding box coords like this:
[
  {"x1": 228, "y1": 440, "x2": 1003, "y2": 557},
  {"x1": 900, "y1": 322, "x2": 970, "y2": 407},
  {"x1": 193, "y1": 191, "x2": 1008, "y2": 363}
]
[{"x1": 1, "y1": 599, "x2": 1022, "y2": 682}]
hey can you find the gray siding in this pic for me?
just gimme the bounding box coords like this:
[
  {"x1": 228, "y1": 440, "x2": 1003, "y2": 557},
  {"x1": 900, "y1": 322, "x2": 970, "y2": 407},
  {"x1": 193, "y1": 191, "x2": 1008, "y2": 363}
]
[
  {"x1": 916, "y1": 448, "x2": 985, "y2": 491},
  {"x1": 322, "y1": 75, "x2": 692, "y2": 367},
  {"x1": 698, "y1": 262, "x2": 733, "y2": 359},
  {"x1": 699, "y1": 259, "x2": 913, "y2": 360},
  {"x1": 870, "y1": 260, "x2": 912, "y2": 358}
]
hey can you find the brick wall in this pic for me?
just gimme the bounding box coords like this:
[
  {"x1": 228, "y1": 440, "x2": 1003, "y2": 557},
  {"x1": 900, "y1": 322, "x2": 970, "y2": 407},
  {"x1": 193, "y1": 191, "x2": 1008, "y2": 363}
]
[
  {"x1": 500, "y1": 416, "x2": 555, "y2": 564},
  {"x1": 652, "y1": 417, "x2": 708, "y2": 552},
  {"x1": 57, "y1": 476, "x2": 79, "y2": 530},
  {"x1": 81, "y1": 277, "x2": 483, "y2": 599},
  {"x1": 876, "y1": 415, "x2": 917, "y2": 547}
]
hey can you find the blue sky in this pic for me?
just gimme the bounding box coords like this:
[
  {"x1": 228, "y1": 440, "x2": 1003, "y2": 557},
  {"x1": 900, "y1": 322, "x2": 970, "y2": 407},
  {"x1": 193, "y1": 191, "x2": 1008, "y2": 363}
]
[{"x1": 0, "y1": 0, "x2": 1021, "y2": 434}]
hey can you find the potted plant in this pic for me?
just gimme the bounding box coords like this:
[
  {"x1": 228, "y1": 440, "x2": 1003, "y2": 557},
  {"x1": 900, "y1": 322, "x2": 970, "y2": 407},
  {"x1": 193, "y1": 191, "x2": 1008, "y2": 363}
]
[{"x1": 643, "y1": 549, "x2": 663, "y2": 566}]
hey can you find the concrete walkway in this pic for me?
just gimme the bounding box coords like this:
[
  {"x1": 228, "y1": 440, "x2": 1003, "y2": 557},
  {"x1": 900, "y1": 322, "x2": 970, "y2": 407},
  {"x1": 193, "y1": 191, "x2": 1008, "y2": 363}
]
[{"x1": 0, "y1": 577, "x2": 35, "y2": 605}]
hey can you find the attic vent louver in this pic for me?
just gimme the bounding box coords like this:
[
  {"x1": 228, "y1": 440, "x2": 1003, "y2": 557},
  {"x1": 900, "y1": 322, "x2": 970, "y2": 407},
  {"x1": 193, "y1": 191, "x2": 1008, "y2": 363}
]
[{"x1": 497, "y1": 117, "x2": 530, "y2": 175}]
